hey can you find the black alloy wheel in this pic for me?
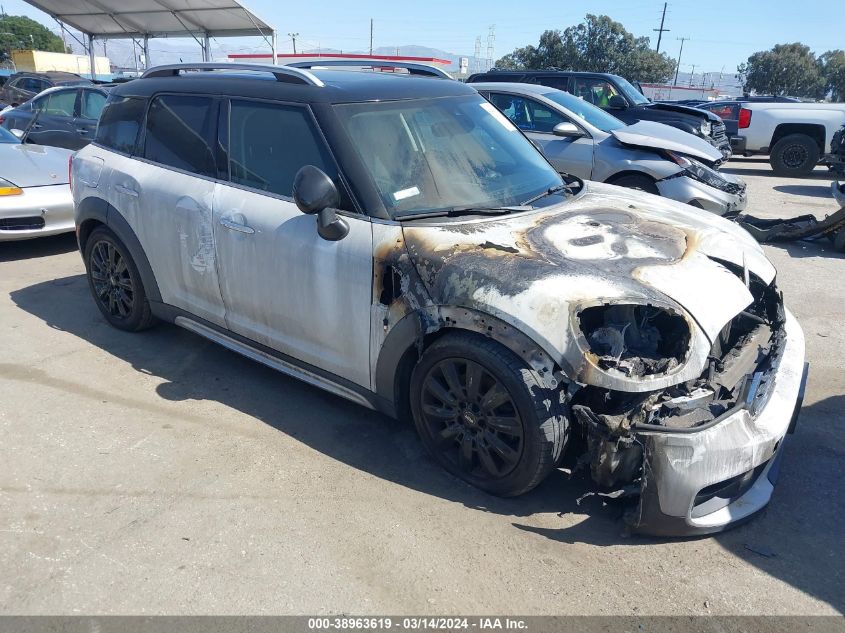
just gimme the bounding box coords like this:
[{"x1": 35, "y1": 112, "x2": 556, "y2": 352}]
[
  {"x1": 90, "y1": 240, "x2": 135, "y2": 319},
  {"x1": 418, "y1": 358, "x2": 524, "y2": 480}
]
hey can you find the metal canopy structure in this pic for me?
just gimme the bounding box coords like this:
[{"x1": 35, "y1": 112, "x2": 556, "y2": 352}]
[{"x1": 21, "y1": 0, "x2": 277, "y2": 76}]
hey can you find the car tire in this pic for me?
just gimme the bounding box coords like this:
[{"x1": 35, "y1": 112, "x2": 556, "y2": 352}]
[
  {"x1": 410, "y1": 332, "x2": 567, "y2": 497},
  {"x1": 769, "y1": 134, "x2": 820, "y2": 177},
  {"x1": 84, "y1": 226, "x2": 156, "y2": 332},
  {"x1": 609, "y1": 173, "x2": 660, "y2": 195}
]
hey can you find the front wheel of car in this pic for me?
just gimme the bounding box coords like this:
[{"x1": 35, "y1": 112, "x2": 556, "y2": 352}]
[
  {"x1": 84, "y1": 226, "x2": 156, "y2": 332},
  {"x1": 410, "y1": 332, "x2": 567, "y2": 497},
  {"x1": 769, "y1": 133, "x2": 820, "y2": 177}
]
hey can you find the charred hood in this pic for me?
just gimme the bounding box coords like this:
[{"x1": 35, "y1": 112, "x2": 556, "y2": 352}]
[{"x1": 402, "y1": 181, "x2": 775, "y2": 390}]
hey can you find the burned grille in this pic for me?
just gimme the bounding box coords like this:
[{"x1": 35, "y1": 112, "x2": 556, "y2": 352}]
[{"x1": 0, "y1": 216, "x2": 45, "y2": 231}]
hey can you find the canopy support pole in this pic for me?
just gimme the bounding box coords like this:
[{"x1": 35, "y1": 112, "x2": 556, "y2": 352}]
[
  {"x1": 271, "y1": 31, "x2": 277, "y2": 65},
  {"x1": 87, "y1": 33, "x2": 96, "y2": 80},
  {"x1": 202, "y1": 32, "x2": 211, "y2": 61},
  {"x1": 143, "y1": 35, "x2": 150, "y2": 68}
]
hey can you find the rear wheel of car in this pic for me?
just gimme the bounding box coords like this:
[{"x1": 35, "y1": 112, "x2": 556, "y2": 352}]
[
  {"x1": 410, "y1": 332, "x2": 567, "y2": 497},
  {"x1": 769, "y1": 134, "x2": 820, "y2": 177},
  {"x1": 609, "y1": 173, "x2": 660, "y2": 195},
  {"x1": 84, "y1": 226, "x2": 156, "y2": 332}
]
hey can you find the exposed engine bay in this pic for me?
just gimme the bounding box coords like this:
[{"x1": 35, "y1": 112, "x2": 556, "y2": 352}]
[{"x1": 569, "y1": 264, "x2": 785, "y2": 495}]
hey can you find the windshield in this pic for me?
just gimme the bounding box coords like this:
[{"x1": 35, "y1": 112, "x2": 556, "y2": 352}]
[
  {"x1": 615, "y1": 76, "x2": 650, "y2": 105},
  {"x1": 0, "y1": 127, "x2": 19, "y2": 144},
  {"x1": 541, "y1": 90, "x2": 626, "y2": 132},
  {"x1": 334, "y1": 95, "x2": 563, "y2": 218}
]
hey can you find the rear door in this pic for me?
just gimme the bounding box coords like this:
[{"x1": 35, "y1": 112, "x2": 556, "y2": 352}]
[
  {"x1": 212, "y1": 98, "x2": 374, "y2": 387},
  {"x1": 74, "y1": 88, "x2": 108, "y2": 147},
  {"x1": 26, "y1": 88, "x2": 81, "y2": 149},
  {"x1": 486, "y1": 92, "x2": 594, "y2": 178},
  {"x1": 130, "y1": 93, "x2": 226, "y2": 325}
]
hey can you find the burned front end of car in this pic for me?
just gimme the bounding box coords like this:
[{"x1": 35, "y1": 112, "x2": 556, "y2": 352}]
[{"x1": 567, "y1": 267, "x2": 807, "y2": 535}]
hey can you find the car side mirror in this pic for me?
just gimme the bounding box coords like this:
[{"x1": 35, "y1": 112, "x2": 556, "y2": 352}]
[
  {"x1": 292, "y1": 165, "x2": 349, "y2": 241},
  {"x1": 552, "y1": 122, "x2": 584, "y2": 138},
  {"x1": 608, "y1": 95, "x2": 627, "y2": 109},
  {"x1": 10, "y1": 128, "x2": 25, "y2": 139}
]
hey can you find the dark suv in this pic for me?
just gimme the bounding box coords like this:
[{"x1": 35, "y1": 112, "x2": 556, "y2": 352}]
[
  {"x1": 71, "y1": 62, "x2": 805, "y2": 536},
  {"x1": 467, "y1": 70, "x2": 731, "y2": 160},
  {"x1": 0, "y1": 71, "x2": 92, "y2": 108}
]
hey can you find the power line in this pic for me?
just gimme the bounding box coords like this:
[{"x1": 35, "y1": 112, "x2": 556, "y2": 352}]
[{"x1": 653, "y1": 2, "x2": 670, "y2": 53}]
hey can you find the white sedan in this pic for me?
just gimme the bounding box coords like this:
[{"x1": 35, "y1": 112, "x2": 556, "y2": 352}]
[{"x1": 0, "y1": 126, "x2": 74, "y2": 241}]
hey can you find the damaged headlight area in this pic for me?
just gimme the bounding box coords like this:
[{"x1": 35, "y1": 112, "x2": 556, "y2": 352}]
[
  {"x1": 664, "y1": 151, "x2": 742, "y2": 195},
  {"x1": 578, "y1": 304, "x2": 690, "y2": 378},
  {"x1": 570, "y1": 268, "x2": 787, "y2": 493}
]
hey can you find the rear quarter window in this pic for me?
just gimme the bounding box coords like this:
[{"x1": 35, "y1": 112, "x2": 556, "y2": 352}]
[
  {"x1": 95, "y1": 95, "x2": 147, "y2": 154},
  {"x1": 142, "y1": 94, "x2": 216, "y2": 177}
]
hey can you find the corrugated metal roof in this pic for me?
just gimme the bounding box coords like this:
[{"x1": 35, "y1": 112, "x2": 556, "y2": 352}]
[{"x1": 21, "y1": 0, "x2": 273, "y2": 38}]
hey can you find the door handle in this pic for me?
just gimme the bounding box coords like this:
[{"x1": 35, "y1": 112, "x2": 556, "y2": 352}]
[
  {"x1": 32, "y1": 123, "x2": 43, "y2": 129},
  {"x1": 220, "y1": 217, "x2": 255, "y2": 234},
  {"x1": 114, "y1": 184, "x2": 139, "y2": 197},
  {"x1": 76, "y1": 128, "x2": 88, "y2": 134}
]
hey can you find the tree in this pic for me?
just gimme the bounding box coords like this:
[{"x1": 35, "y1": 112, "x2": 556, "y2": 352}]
[
  {"x1": 739, "y1": 43, "x2": 826, "y2": 99},
  {"x1": 494, "y1": 15, "x2": 677, "y2": 83},
  {"x1": 0, "y1": 15, "x2": 68, "y2": 63},
  {"x1": 819, "y1": 50, "x2": 845, "y2": 102}
]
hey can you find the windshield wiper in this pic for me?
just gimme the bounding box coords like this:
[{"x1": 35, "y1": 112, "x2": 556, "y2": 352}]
[
  {"x1": 397, "y1": 205, "x2": 530, "y2": 221},
  {"x1": 520, "y1": 184, "x2": 570, "y2": 207}
]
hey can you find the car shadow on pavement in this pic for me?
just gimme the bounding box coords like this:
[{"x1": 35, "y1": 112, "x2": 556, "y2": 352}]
[
  {"x1": 0, "y1": 233, "x2": 77, "y2": 262},
  {"x1": 9, "y1": 275, "x2": 845, "y2": 613},
  {"x1": 773, "y1": 184, "x2": 838, "y2": 198},
  {"x1": 763, "y1": 237, "x2": 845, "y2": 260}
]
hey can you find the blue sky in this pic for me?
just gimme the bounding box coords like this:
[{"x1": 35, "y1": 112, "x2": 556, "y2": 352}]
[{"x1": 3, "y1": 0, "x2": 843, "y2": 78}]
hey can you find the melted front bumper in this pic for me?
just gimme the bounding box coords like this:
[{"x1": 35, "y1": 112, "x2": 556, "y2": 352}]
[{"x1": 627, "y1": 310, "x2": 806, "y2": 536}]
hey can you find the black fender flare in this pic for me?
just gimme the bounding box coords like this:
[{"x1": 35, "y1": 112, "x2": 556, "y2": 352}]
[
  {"x1": 76, "y1": 196, "x2": 162, "y2": 303},
  {"x1": 374, "y1": 305, "x2": 564, "y2": 412}
]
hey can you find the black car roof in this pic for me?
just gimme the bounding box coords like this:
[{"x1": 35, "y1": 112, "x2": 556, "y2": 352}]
[
  {"x1": 111, "y1": 69, "x2": 475, "y2": 104},
  {"x1": 12, "y1": 71, "x2": 87, "y2": 81}
]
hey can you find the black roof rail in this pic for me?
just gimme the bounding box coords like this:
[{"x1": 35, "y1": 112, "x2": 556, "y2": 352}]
[
  {"x1": 286, "y1": 59, "x2": 452, "y2": 80},
  {"x1": 141, "y1": 62, "x2": 324, "y2": 87}
]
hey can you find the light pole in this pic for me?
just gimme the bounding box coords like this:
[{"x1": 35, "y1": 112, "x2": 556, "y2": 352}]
[{"x1": 288, "y1": 32, "x2": 299, "y2": 55}]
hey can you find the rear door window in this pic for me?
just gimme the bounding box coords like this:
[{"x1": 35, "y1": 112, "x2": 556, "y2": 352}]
[
  {"x1": 95, "y1": 95, "x2": 147, "y2": 154},
  {"x1": 537, "y1": 75, "x2": 570, "y2": 92},
  {"x1": 487, "y1": 93, "x2": 566, "y2": 133},
  {"x1": 227, "y1": 99, "x2": 336, "y2": 198},
  {"x1": 142, "y1": 94, "x2": 216, "y2": 178},
  {"x1": 80, "y1": 90, "x2": 107, "y2": 120}
]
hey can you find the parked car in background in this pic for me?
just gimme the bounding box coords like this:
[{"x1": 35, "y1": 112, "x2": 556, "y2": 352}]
[
  {"x1": 729, "y1": 102, "x2": 845, "y2": 176},
  {"x1": 733, "y1": 95, "x2": 801, "y2": 103},
  {"x1": 0, "y1": 71, "x2": 92, "y2": 108},
  {"x1": 473, "y1": 82, "x2": 746, "y2": 215},
  {"x1": 467, "y1": 70, "x2": 732, "y2": 160},
  {"x1": 0, "y1": 84, "x2": 111, "y2": 150},
  {"x1": 72, "y1": 62, "x2": 806, "y2": 536},
  {"x1": 0, "y1": 125, "x2": 74, "y2": 240}
]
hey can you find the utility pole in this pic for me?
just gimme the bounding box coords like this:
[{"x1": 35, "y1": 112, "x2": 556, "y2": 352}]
[
  {"x1": 653, "y1": 3, "x2": 670, "y2": 53},
  {"x1": 288, "y1": 32, "x2": 299, "y2": 55},
  {"x1": 369, "y1": 19, "x2": 373, "y2": 56},
  {"x1": 673, "y1": 36, "x2": 688, "y2": 86},
  {"x1": 688, "y1": 64, "x2": 696, "y2": 86},
  {"x1": 485, "y1": 25, "x2": 495, "y2": 71}
]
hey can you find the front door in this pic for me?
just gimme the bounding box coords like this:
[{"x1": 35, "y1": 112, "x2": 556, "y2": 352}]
[
  {"x1": 73, "y1": 88, "x2": 108, "y2": 148},
  {"x1": 486, "y1": 92, "x2": 595, "y2": 179},
  {"x1": 213, "y1": 98, "x2": 374, "y2": 387}
]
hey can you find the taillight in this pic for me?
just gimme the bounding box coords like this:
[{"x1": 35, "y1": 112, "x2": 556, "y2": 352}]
[
  {"x1": 0, "y1": 116, "x2": 5, "y2": 125},
  {"x1": 68, "y1": 154, "x2": 74, "y2": 193},
  {"x1": 738, "y1": 108, "x2": 752, "y2": 129}
]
